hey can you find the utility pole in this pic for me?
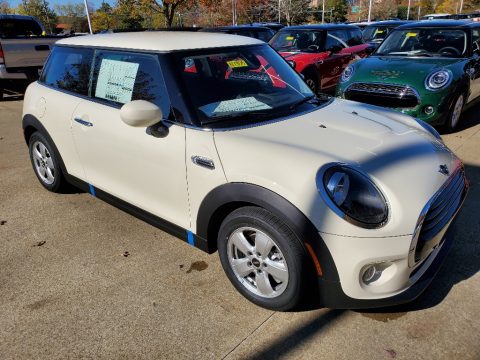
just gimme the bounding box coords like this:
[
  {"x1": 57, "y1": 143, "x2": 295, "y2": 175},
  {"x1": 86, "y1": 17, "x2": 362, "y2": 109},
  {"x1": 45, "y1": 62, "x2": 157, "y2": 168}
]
[
  {"x1": 367, "y1": 0, "x2": 373, "y2": 22},
  {"x1": 322, "y1": 0, "x2": 325, "y2": 23},
  {"x1": 232, "y1": 0, "x2": 237, "y2": 25},
  {"x1": 407, "y1": 0, "x2": 411, "y2": 20},
  {"x1": 83, "y1": 0, "x2": 93, "y2": 34},
  {"x1": 459, "y1": 0, "x2": 464, "y2": 14},
  {"x1": 278, "y1": 0, "x2": 281, "y2": 23}
]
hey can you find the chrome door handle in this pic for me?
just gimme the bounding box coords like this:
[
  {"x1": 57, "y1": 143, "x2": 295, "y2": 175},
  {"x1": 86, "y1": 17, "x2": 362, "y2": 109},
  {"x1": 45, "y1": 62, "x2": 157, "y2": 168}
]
[{"x1": 74, "y1": 117, "x2": 93, "y2": 127}]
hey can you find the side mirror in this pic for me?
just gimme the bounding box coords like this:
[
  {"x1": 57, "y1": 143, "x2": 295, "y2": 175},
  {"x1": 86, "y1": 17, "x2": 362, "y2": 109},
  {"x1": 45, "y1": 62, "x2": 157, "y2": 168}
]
[
  {"x1": 120, "y1": 100, "x2": 162, "y2": 127},
  {"x1": 287, "y1": 60, "x2": 296, "y2": 69}
]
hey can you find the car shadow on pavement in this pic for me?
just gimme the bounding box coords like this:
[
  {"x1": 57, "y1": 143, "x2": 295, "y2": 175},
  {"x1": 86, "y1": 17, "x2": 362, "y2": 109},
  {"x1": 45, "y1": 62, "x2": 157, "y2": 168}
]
[
  {"x1": 245, "y1": 309, "x2": 346, "y2": 360},
  {"x1": 357, "y1": 163, "x2": 480, "y2": 315}
]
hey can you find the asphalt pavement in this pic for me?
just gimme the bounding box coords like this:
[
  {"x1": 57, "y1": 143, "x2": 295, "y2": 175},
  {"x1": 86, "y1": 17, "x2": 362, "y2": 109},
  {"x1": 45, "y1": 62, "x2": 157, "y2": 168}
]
[{"x1": 1, "y1": 93, "x2": 479, "y2": 360}]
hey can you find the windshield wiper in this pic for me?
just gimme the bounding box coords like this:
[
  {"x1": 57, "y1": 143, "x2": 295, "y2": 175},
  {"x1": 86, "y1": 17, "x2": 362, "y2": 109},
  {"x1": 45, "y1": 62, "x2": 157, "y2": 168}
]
[{"x1": 288, "y1": 95, "x2": 326, "y2": 110}]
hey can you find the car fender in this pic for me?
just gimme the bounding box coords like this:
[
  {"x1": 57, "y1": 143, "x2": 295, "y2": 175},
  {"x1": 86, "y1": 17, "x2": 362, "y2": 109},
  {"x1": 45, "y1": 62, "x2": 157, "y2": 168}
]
[{"x1": 196, "y1": 182, "x2": 340, "y2": 282}]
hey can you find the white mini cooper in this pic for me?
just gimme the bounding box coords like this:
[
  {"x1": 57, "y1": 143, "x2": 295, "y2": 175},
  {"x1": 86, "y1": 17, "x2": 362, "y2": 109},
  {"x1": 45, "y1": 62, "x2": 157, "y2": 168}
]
[{"x1": 23, "y1": 32, "x2": 467, "y2": 311}]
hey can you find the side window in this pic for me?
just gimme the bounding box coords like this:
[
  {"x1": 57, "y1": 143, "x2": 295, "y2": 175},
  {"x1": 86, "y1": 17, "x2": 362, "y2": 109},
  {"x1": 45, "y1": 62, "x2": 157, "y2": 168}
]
[
  {"x1": 41, "y1": 46, "x2": 94, "y2": 96},
  {"x1": 329, "y1": 30, "x2": 349, "y2": 46},
  {"x1": 348, "y1": 29, "x2": 364, "y2": 46},
  {"x1": 473, "y1": 29, "x2": 480, "y2": 49},
  {"x1": 256, "y1": 29, "x2": 275, "y2": 42},
  {"x1": 91, "y1": 50, "x2": 170, "y2": 117},
  {"x1": 325, "y1": 33, "x2": 347, "y2": 52}
]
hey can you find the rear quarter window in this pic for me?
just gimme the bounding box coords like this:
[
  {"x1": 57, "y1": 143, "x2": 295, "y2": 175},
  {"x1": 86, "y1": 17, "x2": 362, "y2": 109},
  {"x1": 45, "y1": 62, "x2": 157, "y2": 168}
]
[{"x1": 41, "y1": 46, "x2": 94, "y2": 96}]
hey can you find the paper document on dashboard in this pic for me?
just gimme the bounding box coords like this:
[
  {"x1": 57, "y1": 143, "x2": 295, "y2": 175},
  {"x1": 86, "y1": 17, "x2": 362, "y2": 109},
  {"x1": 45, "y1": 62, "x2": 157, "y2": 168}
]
[
  {"x1": 95, "y1": 59, "x2": 139, "y2": 104},
  {"x1": 200, "y1": 97, "x2": 271, "y2": 117}
]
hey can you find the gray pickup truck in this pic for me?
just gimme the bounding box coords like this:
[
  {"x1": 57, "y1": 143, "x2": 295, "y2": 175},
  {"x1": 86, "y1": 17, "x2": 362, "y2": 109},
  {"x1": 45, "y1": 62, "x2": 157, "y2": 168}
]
[{"x1": 0, "y1": 14, "x2": 61, "y2": 100}]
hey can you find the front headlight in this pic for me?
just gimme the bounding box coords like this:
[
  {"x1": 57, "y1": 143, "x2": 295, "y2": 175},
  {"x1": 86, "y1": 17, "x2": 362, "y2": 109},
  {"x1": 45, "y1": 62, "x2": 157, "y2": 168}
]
[
  {"x1": 425, "y1": 70, "x2": 452, "y2": 90},
  {"x1": 317, "y1": 165, "x2": 388, "y2": 228},
  {"x1": 416, "y1": 119, "x2": 442, "y2": 141},
  {"x1": 341, "y1": 65, "x2": 355, "y2": 83}
]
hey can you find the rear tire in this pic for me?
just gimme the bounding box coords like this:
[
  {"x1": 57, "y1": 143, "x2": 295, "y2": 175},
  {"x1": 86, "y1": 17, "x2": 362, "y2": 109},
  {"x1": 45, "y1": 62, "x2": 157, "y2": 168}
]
[
  {"x1": 28, "y1": 132, "x2": 67, "y2": 193},
  {"x1": 217, "y1": 206, "x2": 309, "y2": 311}
]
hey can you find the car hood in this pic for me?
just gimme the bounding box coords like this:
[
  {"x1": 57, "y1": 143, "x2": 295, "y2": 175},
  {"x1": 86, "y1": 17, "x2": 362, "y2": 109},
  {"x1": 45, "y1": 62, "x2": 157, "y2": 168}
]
[
  {"x1": 350, "y1": 56, "x2": 465, "y2": 88},
  {"x1": 213, "y1": 98, "x2": 460, "y2": 237}
]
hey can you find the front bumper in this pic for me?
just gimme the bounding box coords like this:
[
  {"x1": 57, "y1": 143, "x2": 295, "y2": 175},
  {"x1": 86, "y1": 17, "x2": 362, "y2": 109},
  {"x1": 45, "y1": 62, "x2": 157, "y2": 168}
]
[
  {"x1": 0, "y1": 65, "x2": 28, "y2": 80},
  {"x1": 317, "y1": 225, "x2": 455, "y2": 309}
]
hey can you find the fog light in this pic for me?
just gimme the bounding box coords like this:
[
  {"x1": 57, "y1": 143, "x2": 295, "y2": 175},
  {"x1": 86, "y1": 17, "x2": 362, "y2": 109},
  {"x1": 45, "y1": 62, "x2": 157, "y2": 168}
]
[
  {"x1": 424, "y1": 106, "x2": 434, "y2": 115},
  {"x1": 362, "y1": 265, "x2": 378, "y2": 284}
]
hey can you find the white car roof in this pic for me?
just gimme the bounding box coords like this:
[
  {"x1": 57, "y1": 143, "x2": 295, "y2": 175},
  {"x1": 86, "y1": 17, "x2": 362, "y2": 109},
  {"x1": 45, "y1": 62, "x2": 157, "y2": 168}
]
[{"x1": 56, "y1": 31, "x2": 264, "y2": 52}]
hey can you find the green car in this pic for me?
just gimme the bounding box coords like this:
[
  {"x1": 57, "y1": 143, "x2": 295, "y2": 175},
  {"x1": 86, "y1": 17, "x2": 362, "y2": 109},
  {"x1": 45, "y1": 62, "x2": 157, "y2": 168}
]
[{"x1": 337, "y1": 20, "x2": 480, "y2": 131}]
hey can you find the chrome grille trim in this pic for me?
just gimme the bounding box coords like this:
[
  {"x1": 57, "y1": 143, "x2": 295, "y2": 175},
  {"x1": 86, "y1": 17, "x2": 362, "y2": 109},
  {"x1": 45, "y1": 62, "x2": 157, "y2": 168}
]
[
  {"x1": 347, "y1": 82, "x2": 419, "y2": 98},
  {"x1": 409, "y1": 167, "x2": 468, "y2": 267},
  {"x1": 345, "y1": 82, "x2": 420, "y2": 108}
]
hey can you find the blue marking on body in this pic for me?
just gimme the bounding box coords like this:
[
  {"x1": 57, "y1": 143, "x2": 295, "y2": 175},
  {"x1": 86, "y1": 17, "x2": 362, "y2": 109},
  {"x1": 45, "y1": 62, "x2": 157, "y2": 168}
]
[
  {"x1": 187, "y1": 230, "x2": 195, "y2": 246},
  {"x1": 88, "y1": 183, "x2": 96, "y2": 197}
]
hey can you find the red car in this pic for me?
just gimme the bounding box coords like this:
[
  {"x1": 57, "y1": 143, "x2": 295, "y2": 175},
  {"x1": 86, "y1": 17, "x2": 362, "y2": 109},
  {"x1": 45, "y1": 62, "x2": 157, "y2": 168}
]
[{"x1": 269, "y1": 24, "x2": 371, "y2": 94}]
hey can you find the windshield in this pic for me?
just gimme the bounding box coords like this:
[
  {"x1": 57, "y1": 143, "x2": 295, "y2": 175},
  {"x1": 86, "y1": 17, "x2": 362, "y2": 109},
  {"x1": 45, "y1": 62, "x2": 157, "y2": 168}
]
[
  {"x1": 173, "y1": 45, "x2": 316, "y2": 125},
  {"x1": 376, "y1": 28, "x2": 468, "y2": 58},
  {"x1": 363, "y1": 26, "x2": 391, "y2": 42},
  {"x1": 269, "y1": 30, "x2": 326, "y2": 53}
]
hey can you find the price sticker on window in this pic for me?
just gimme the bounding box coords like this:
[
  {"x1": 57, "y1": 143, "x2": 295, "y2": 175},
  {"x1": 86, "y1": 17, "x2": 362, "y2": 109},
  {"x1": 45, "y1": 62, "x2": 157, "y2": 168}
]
[
  {"x1": 286, "y1": 36, "x2": 294, "y2": 40},
  {"x1": 406, "y1": 32, "x2": 418, "y2": 38},
  {"x1": 227, "y1": 59, "x2": 248, "y2": 68}
]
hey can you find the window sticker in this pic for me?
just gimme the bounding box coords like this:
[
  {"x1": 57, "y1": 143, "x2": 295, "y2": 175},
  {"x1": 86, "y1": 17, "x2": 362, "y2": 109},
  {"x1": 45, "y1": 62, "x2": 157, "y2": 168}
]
[
  {"x1": 199, "y1": 97, "x2": 271, "y2": 117},
  {"x1": 95, "y1": 59, "x2": 139, "y2": 104},
  {"x1": 374, "y1": 29, "x2": 385, "y2": 35},
  {"x1": 406, "y1": 32, "x2": 418, "y2": 38},
  {"x1": 227, "y1": 58, "x2": 248, "y2": 68},
  {"x1": 285, "y1": 36, "x2": 294, "y2": 41}
]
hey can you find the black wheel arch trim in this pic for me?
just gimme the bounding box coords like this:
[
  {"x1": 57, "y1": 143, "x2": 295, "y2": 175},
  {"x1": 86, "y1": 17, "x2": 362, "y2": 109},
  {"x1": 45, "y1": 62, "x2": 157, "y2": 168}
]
[
  {"x1": 22, "y1": 114, "x2": 69, "y2": 176},
  {"x1": 196, "y1": 182, "x2": 340, "y2": 282}
]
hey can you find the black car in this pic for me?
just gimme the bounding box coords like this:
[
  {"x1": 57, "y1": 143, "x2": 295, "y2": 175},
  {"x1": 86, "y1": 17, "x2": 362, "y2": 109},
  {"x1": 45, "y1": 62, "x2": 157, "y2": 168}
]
[
  {"x1": 362, "y1": 20, "x2": 411, "y2": 46},
  {"x1": 199, "y1": 25, "x2": 275, "y2": 42}
]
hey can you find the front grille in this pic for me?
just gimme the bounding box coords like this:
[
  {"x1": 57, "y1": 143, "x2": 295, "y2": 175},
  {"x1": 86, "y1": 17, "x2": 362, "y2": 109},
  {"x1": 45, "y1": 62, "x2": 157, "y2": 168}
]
[
  {"x1": 345, "y1": 83, "x2": 419, "y2": 108},
  {"x1": 414, "y1": 169, "x2": 467, "y2": 263}
]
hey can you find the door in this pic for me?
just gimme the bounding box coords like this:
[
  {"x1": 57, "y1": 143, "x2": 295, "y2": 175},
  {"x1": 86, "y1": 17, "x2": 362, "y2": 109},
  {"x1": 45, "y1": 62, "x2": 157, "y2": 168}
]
[
  {"x1": 71, "y1": 49, "x2": 189, "y2": 229},
  {"x1": 318, "y1": 31, "x2": 351, "y2": 91},
  {"x1": 468, "y1": 28, "x2": 480, "y2": 102}
]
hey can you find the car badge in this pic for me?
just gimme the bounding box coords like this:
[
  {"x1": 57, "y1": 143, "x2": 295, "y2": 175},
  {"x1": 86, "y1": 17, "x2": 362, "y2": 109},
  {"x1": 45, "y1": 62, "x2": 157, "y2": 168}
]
[
  {"x1": 439, "y1": 164, "x2": 449, "y2": 176},
  {"x1": 371, "y1": 70, "x2": 403, "y2": 79}
]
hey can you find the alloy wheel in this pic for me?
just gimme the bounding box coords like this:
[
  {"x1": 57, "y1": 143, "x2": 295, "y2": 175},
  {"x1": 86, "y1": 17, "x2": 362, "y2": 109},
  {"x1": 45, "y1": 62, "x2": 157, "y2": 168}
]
[
  {"x1": 32, "y1": 140, "x2": 55, "y2": 185},
  {"x1": 227, "y1": 227, "x2": 289, "y2": 298}
]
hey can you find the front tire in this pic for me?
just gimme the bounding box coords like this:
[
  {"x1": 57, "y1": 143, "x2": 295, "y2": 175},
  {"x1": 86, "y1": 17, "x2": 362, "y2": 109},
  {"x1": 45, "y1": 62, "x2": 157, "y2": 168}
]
[
  {"x1": 304, "y1": 75, "x2": 318, "y2": 95},
  {"x1": 217, "y1": 206, "x2": 309, "y2": 311},
  {"x1": 446, "y1": 93, "x2": 465, "y2": 133},
  {"x1": 28, "y1": 132, "x2": 66, "y2": 192}
]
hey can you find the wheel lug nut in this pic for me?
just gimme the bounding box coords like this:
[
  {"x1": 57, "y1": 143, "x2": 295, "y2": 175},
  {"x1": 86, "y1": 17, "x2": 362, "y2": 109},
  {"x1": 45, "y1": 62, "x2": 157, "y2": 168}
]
[
  {"x1": 256, "y1": 252, "x2": 261, "y2": 257},
  {"x1": 247, "y1": 261, "x2": 252, "y2": 267},
  {"x1": 247, "y1": 251, "x2": 253, "y2": 256}
]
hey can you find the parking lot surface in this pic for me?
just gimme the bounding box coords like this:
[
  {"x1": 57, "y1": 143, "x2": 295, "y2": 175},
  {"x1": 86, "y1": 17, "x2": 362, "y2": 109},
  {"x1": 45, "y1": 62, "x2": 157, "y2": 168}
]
[{"x1": 1, "y1": 96, "x2": 479, "y2": 360}]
